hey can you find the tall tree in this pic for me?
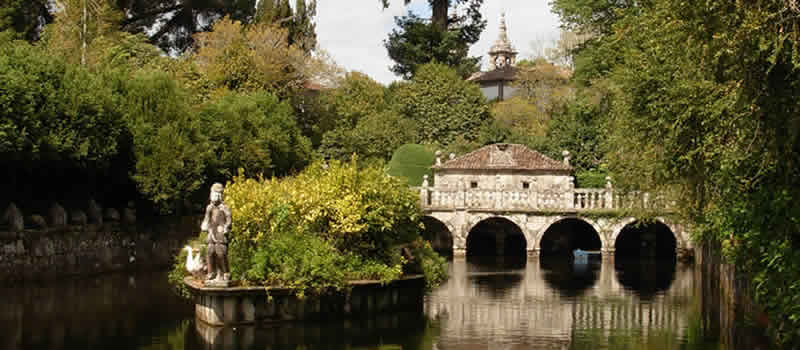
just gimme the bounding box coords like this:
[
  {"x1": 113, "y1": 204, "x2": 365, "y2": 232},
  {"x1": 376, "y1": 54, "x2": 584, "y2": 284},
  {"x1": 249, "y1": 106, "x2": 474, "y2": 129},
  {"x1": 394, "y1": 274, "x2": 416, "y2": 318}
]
[
  {"x1": 384, "y1": 0, "x2": 485, "y2": 79},
  {"x1": 191, "y1": 17, "x2": 307, "y2": 94},
  {"x1": 380, "y1": 0, "x2": 471, "y2": 31},
  {"x1": 44, "y1": 0, "x2": 121, "y2": 66},
  {"x1": 0, "y1": 0, "x2": 52, "y2": 41},
  {"x1": 255, "y1": 0, "x2": 317, "y2": 53},
  {"x1": 115, "y1": 0, "x2": 257, "y2": 53}
]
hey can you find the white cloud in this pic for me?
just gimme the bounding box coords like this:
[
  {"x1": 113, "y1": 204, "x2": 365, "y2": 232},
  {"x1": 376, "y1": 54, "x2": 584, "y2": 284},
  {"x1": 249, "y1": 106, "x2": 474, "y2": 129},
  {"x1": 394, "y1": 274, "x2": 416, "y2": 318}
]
[{"x1": 315, "y1": 0, "x2": 561, "y2": 85}]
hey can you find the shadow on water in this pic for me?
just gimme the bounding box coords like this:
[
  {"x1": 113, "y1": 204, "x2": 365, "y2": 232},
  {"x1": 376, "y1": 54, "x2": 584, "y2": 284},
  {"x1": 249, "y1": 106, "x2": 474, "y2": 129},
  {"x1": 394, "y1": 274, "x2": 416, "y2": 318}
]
[
  {"x1": 0, "y1": 272, "x2": 192, "y2": 350},
  {"x1": 193, "y1": 313, "x2": 440, "y2": 350},
  {"x1": 614, "y1": 258, "x2": 677, "y2": 298},
  {"x1": 539, "y1": 255, "x2": 600, "y2": 297}
]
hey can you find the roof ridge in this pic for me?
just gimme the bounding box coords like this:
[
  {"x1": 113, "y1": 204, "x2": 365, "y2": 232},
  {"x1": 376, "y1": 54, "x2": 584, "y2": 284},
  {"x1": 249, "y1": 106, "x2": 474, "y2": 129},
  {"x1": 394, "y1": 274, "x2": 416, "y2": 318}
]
[{"x1": 433, "y1": 143, "x2": 571, "y2": 171}]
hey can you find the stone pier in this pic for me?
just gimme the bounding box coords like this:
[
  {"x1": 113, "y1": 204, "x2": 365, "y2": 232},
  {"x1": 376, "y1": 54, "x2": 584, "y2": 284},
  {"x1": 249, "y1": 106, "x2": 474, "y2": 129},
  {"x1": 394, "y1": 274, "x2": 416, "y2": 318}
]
[{"x1": 185, "y1": 275, "x2": 426, "y2": 326}]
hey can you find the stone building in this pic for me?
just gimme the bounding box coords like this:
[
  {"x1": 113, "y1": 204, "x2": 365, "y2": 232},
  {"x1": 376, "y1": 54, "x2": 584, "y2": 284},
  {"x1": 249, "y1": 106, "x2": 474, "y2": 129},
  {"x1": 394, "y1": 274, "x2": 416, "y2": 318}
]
[
  {"x1": 431, "y1": 143, "x2": 572, "y2": 194},
  {"x1": 468, "y1": 13, "x2": 519, "y2": 101}
]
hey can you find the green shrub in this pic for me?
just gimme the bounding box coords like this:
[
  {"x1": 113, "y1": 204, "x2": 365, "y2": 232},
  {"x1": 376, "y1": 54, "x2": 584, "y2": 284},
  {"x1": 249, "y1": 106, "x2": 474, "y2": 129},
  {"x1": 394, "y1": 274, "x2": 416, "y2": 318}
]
[
  {"x1": 387, "y1": 144, "x2": 435, "y2": 186},
  {"x1": 168, "y1": 158, "x2": 447, "y2": 297},
  {"x1": 575, "y1": 168, "x2": 609, "y2": 188}
]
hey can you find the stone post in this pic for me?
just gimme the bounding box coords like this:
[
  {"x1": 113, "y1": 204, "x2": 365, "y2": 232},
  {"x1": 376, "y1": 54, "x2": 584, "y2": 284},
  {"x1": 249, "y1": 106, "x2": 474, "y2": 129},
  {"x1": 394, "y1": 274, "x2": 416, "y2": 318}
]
[
  {"x1": 420, "y1": 175, "x2": 430, "y2": 207},
  {"x1": 49, "y1": 202, "x2": 67, "y2": 227},
  {"x1": 3, "y1": 203, "x2": 24, "y2": 232},
  {"x1": 605, "y1": 176, "x2": 614, "y2": 209},
  {"x1": 435, "y1": 150, "x2": 442, "y2": 165},
  {"x1": 88, "y1": 199, "x2": 103, "y2": 225},
  {"x1": 562, "y1": 150, "x2": 571, "y2": 166}
]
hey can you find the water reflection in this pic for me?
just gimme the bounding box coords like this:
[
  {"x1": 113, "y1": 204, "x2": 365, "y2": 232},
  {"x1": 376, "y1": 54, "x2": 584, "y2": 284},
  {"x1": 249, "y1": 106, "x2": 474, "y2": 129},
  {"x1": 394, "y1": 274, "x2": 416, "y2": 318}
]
[
  {"x1": 194, "y1": 314, "x2": 438, "y2": 350},
  {"x1": 614, "y1": 258, "x2": 678, "y2": 298},
  {"x1": 540, "y1": 256, "x2": 601, "y2": 297},
  {"x1": 0, "y1": 272, "x2": 191, "y2": 350},
  {"x1": 2, "y1": 257, "x2": 754, "y2": 350}
]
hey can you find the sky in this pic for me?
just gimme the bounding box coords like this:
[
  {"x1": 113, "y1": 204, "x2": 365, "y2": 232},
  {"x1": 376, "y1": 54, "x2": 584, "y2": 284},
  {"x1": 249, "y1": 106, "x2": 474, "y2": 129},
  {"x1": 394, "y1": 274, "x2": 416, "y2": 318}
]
[{"x1": 315, "y1": 1, "x2": 563, "y2": 85}]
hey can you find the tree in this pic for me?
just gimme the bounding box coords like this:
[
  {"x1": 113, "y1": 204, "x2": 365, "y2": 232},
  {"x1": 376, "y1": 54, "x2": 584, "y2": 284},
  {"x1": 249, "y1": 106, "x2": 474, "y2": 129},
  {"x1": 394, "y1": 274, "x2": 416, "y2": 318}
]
[
  {"x1": 390, "y1": 63, "x2": 489, "y2": 145},
  {"x1": 318, "y1": 72, "x2": 417, "y2": 161},
  {"x1": 0, "y1": 38, "x2": 123, "y2": 165},
  {"x1": 490, "y1": 96, "x2": 547, "y2": 140},
  {"x1": 116, "y1": 0, "x2": 256, "y2": 53},
  {"x1": 192, "y1": 17, "x2": 306, "y2": 95},
  {"x1": 255, "y1": 0, "x2": 317, "y2": 54},
  {"x1": 553, "y1": 0, "x2": 800, "y2": 345},
  {"x1": 43, "y1": 0, "x2": 121, "y2": 66},
  {"x1": 380, "y1": 0, "x2": 480, "y2": 31},
  {"x1": 384, "y1": 0, "x2": 485, "y2": 79},
  {"x1": 0, "y1": 0, "x2": 52, "y2": 41},
  {"x1": 113, "y1": 69, "x2": 210, "y2": 212},
  {"x1": 199, "y1": 91, "x2": 312, "y2": 180}
]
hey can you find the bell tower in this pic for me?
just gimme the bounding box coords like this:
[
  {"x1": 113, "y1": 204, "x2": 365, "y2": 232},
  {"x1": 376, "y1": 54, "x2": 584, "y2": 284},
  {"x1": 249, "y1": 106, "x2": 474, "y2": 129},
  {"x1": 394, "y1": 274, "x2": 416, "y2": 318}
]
[{"x1": 488, "y1": 13, "x2": 518, "y2": 70}]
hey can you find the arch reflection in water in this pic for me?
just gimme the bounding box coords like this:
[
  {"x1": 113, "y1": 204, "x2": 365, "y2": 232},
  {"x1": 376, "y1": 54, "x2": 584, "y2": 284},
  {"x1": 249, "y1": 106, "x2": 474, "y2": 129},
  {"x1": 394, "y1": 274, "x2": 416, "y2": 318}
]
[
  {"x1": 465, "y1": 256, "x2": 526, "y2": 298},
  {"x1": 425, "y1": 258, "x2": 701, "y2": 350},
  {"x1": 539, "y1": 256, "x2": 601, "y2": 297},
  {"x1": 615, "y1": 258, "x2": 678, "y2": 298}
]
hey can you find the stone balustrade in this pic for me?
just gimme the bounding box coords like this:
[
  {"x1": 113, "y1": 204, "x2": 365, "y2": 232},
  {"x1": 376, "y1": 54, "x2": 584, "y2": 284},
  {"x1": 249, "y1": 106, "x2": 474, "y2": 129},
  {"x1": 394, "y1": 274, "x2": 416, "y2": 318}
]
[{"x1": 419, "y1": 187, "x2": 671, "y2": 212}]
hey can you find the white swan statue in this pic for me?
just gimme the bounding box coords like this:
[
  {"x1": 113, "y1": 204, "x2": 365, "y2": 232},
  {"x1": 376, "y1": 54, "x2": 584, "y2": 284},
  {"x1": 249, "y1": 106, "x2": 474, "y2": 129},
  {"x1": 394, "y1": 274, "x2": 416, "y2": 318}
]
[{"x1": 184, "y1": 245, "x2": 205, "y2": 279}]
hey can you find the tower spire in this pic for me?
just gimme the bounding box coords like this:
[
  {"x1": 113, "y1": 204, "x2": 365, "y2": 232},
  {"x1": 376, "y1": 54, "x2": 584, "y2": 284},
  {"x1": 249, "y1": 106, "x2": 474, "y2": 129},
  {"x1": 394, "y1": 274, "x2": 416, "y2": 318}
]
[{"x1": 488, "y1": 12, "x2": 518, "y2": 70}]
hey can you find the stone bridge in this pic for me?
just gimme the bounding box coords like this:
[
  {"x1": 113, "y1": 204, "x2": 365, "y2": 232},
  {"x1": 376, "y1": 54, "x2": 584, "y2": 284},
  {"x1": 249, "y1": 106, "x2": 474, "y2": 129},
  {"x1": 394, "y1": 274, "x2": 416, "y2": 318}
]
[
  {"x1": 419, "y1": 186, "x2": 694, "y2": 259},
  {"x1": 417, "y1": 143, "x2": 694, "y2": 259}
]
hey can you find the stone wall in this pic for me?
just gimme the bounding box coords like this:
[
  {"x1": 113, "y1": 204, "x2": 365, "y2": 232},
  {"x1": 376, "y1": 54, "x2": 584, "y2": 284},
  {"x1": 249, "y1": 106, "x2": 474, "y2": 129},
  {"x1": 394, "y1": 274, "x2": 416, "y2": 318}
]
[
  {"x1": 0, "y1": 216, "x2": 198, "y2": 283},
  {"x1": 434, "y1": 169, "x2": 572, "y2": 192}
]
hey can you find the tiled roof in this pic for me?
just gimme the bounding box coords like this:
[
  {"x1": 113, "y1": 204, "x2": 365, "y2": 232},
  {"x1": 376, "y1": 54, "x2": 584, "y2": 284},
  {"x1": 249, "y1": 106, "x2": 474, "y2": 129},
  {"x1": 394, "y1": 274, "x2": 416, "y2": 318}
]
[
  {"x1": 468, "y1": 67, "x2": 518, "y2": 83},
  {"x1": 434, "y1": 143, "x2": 571, "y2": 172}
]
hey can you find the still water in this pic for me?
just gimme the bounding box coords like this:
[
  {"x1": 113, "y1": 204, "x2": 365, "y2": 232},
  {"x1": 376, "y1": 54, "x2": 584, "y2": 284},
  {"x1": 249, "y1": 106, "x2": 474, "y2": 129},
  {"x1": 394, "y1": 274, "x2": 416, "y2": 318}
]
[{"x1": 1, "y1": 257, "x2": 740, "y2": 350}]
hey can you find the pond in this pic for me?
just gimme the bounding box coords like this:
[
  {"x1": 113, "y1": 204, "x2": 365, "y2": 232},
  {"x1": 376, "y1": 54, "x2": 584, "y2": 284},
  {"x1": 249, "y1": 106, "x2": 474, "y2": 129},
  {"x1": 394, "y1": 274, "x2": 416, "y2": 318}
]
[{"x1": 0, "y1": 256, "x2": 765, "y2": 350}]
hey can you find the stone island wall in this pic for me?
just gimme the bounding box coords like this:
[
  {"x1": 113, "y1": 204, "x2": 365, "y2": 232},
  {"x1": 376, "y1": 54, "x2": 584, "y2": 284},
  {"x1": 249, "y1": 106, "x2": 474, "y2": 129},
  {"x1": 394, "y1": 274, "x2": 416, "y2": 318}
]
[
  {"x1": 185, "y1": 275, "x2": 426, "y2": 326},
  {"x1": 0, "y1": 216, "x2": 198, "y2": 283}
]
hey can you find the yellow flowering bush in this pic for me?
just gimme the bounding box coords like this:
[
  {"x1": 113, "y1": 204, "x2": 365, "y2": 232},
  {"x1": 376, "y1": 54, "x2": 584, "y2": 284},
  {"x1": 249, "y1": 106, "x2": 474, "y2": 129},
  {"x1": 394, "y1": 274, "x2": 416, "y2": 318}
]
[{"x1": 218, "y1": 158, "x2": 445, "y2": 295}]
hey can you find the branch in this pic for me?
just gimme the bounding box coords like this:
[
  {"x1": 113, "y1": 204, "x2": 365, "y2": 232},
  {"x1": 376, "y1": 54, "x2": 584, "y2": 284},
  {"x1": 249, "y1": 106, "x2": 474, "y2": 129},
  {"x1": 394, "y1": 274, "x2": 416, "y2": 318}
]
[{"x1": 121, "y1": 4, "x2": 184, "y2": 26}]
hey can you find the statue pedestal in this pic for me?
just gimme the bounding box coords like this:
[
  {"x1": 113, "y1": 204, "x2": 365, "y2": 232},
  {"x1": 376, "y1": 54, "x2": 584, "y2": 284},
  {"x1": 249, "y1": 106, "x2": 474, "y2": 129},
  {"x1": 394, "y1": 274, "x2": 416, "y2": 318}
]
[{"x1": 204, "y1": 279, "x2": 230, "y2": 288}]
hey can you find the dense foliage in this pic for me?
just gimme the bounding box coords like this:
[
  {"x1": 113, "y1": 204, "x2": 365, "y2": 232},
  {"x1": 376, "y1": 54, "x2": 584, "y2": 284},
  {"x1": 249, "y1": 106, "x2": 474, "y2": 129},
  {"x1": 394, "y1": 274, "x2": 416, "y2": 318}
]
[
  {"x1": 391, "y1": 63, "x2": 490, "y2": 145},
  {"x1": 175, "y1": 160, "x2": 447, "y2": 295},
  {"x1": 551, "y1": 0, "x2": 800, "y2": 345},
  {"x1": 317, "y1": 72, "x2": 418, "y2": 162},
  {"x1": 0, "y1": 37, "x2": 123, "y2": 164}
]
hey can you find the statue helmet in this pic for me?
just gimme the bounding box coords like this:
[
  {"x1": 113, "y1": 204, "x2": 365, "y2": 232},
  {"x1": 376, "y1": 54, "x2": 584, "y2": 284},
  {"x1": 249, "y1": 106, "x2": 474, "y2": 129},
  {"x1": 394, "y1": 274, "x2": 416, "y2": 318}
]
[{"x1": 210, "y1": 183, "x2": 224, "y2": 199}]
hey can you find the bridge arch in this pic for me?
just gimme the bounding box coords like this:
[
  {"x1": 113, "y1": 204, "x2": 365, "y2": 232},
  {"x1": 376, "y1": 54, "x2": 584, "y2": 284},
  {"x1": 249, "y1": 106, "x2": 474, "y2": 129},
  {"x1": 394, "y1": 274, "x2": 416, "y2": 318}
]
[
  {"x1": 612, "y1": 218, "x2": 679, "y2": 259},
  {"x1": 537, "y1": 217, "x2": 605, "y2": 257},
  {"x1": 465, "y1": 216, "x2": 527, "y2": 257},
  {"x1": 421, "y1": 215, "x2": 454, "y2": 255}
]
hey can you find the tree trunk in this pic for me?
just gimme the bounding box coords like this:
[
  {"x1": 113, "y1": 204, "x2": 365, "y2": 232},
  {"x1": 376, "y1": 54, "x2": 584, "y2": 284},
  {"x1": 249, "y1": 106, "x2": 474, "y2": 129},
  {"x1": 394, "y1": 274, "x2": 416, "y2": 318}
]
[
  {"x1": 81, "y1": 0, "x2": 87, "y2": 65},
  {"x1": 431, "y1": 0, "x2": 448, "y2": 31}
]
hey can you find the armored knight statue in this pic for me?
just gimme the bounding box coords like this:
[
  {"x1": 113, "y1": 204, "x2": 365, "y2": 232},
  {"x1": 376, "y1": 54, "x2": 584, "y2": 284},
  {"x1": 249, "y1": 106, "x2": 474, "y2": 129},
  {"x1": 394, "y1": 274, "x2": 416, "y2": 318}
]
[{"x1": 202, "y1": 183, "x2": 232, "y2": 284}]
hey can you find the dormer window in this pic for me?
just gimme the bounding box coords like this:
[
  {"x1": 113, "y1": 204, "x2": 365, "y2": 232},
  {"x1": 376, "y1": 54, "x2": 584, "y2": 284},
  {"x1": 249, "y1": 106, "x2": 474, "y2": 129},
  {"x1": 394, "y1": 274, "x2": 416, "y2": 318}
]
[{"x1": 470, "y1": 181, "x2": 478, "y2": 189}]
